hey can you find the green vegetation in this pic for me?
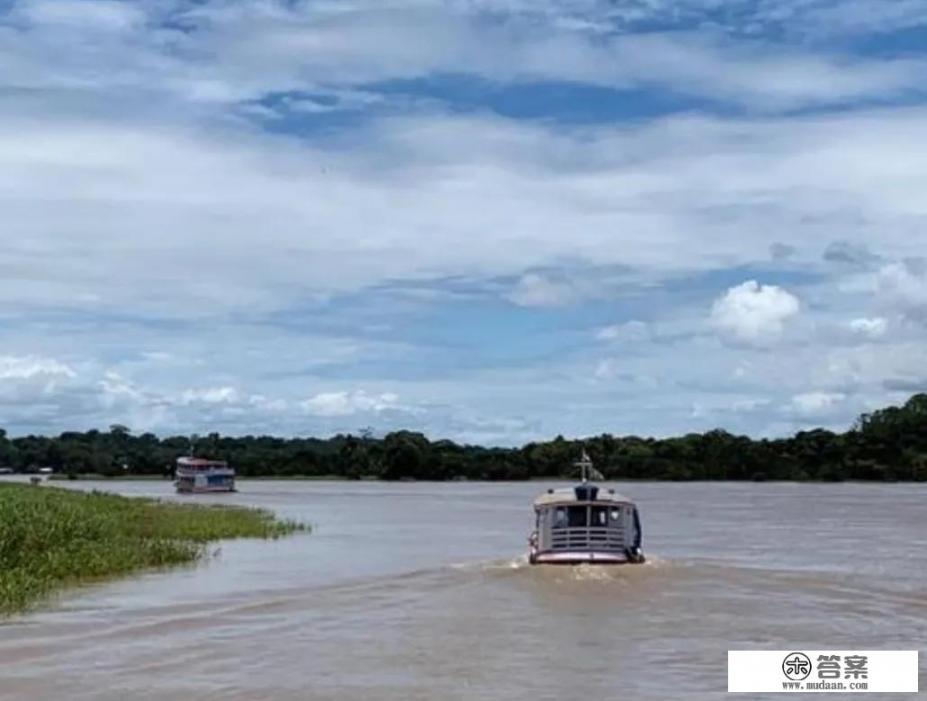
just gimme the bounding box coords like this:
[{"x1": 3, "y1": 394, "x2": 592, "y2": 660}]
[
  {"x1": 0, "y1": 483, "x2": 305, "y2": 614},
  {"x1": 1, "y1": 394, "x2": 926, "y2": 482}
]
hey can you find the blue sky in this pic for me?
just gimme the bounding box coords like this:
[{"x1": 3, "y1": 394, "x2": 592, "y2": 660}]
[{"x1": 1, "y1": 0, "x2": 927, "y2": 444}]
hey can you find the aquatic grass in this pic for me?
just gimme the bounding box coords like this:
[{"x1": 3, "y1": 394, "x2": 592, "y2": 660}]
[{"x1": 0, "y1": 483, "x2": 306, "y2": 614}]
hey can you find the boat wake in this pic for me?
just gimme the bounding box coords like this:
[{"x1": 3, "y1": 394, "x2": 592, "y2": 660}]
[
  {"x1": 448, "y1": 553, "x2": 672, "y2": 587},
  {"x1": 448, "y1": 555, "x2": 532, "y2": 572}
]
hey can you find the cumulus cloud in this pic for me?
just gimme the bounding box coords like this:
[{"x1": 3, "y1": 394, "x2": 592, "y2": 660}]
[
  {"x1": 848, "y1": 317, "x2": 888, "y2": 339},
  {"x1": 0, "y1": 0, "x2": 926, "y2": 443},
  {"x1": 710, "y1": 280, "x2": 800, "y2": 343},
  {"x1": 507, "y1": 273, "x2": 578, "y2": 308},
  {"x1": 0, "y1": 355, "x2": 78, "y2": 401},
  {"x1": 97, "y1": 371, "x2": 172, "y2": 428},
  {"x1": 875, "y1": 260, "x2": 927, "y2": 322},
  {"x1": 596, "y1": 320, "x2": 649, "y2": 342},
  {"x1": 247, "y1": 394, "x2": 289, "y2": 412},
  {"x1": 179, "y1": 387, "x2": 240, "y2": 405},
  {"x1": 99, "y1": 371, "x2": 146, "y2": 405},
  {"x1": 790, "y1": 391, "x2": 847, "y2": 418},
  {"x1": 300, "y1": 391, "x2": 401, "y2": 417},
  {"x1": 0, "y1": 357, "x2": 419, "y2": 435},
  {"x1": 594, "y1": 358, "x2": 620, "y2": 380},
  {"x1": 0, "y1": 355, "x2": 75, "y2": 381}
]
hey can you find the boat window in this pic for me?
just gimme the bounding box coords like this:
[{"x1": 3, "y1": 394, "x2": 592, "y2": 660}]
[
  {"x1": 591, "y1": 506, "x2": 609, "y2": 527},
  {"x1": 610, "y1": 508, "x2": 621, "y2": 522},
  {"x1": 567, "y1": 506, "x2": 587, "y2": 528},
  {"x1": 552, "y1": 507, "x2": 568, "y2": 528}
]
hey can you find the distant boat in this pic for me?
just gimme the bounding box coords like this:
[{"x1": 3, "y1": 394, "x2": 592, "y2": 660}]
[
  {"x1": 174, "y1": 457, "x2": 236, "y2": 494},
  {"x1": 528, "y1": 451, "x2": 644, "y2": 565}
]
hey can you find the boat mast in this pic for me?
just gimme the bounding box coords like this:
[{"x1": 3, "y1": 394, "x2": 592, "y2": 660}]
[
  {"x1": 576, "y1": 449, "x2": 592, "y2": 483},
  {"x1": 575, "y1": 449, "x2": 603, "y2": 483}
]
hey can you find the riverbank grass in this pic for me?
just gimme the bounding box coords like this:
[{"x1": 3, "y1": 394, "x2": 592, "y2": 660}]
[{"x1": 0, "y1": 482, "x2": 306, "y2": 614}]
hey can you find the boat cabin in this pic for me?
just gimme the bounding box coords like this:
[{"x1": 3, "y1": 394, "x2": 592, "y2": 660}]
[
  {"x1": 529, "y1": 459, "x2": 644, "y2": 565},
  {"x1": 175, "y1": 457, "x2": 236, "y2": 493}
]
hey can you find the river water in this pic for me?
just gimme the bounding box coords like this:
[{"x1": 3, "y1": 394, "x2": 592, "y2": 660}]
[{"x1": 0, "y1": 480, "x2": 924, "y2": 700}]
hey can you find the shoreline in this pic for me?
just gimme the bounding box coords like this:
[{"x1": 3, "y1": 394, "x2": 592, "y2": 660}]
[{"x1": 8, "y1": 474, "x2": 922, "y2": 484}]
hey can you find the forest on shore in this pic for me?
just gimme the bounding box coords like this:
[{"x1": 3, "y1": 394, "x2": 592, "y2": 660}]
[{"x1": 1, "y1": 394, "x2": 925, "y2": 482}]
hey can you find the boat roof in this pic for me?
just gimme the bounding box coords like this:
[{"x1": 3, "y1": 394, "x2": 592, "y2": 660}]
[
  {"x1": 176, "y1": 457, "x2": 227, "y2": 467},
  {"x1": 533, "y1": 485, "x2": 636, "y2": 507}
]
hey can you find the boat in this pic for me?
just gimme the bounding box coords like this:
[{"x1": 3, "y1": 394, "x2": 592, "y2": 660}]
[
  {"x1": 528, "y1": 451, "x2": 644, "y2": 565},
  {"x1": 174, "y1": 456, "x2": 236, "y2": 493}
]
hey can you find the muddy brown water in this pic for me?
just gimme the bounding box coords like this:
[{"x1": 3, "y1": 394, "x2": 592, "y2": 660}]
[{"x1": 0, "y1": 480, "x2": 924, "y2": 700}]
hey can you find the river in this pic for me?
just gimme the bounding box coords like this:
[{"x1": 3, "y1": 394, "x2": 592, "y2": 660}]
[{"x1": 0, "y1": 480, "x2": 924, "y2": 700}]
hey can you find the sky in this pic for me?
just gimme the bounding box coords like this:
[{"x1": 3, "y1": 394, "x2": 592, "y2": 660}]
[{"x1": 1, "y1": 0, "x2": 927, "y2": 444}]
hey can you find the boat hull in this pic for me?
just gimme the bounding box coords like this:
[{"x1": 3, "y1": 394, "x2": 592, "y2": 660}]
[
  {"x1": 175, "y1": 483, "x2": 237, "y2": 494},
  {"x1": 531, "y1": 551, "x2": 634, "y2": 565}
]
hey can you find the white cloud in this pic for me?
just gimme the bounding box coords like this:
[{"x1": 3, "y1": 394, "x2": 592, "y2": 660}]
[
  {"x1": 2, "y1": 102, "x2": 927, "y2": 318},
  {"x1": 300, "y1": 390, "x2": 401, "y2": 417},
  {"x1": 596, "y1": 320, "x2": 649, "y2": 342},
  {"x1": 508, "y1": 273, "x2": 577, "y2": 307},
  {"x1": 0, "y1": 355, "x2": 87, "y2": 431},
  {"x1": 14, "y1": 0, "x2": 146, "y2": 31},
  {"x1": 731, "y1": 397, "x2": 770, "y2": 412},
  {"x1": 99, "y1": 371, "x2": 146, "y2": 405},
  {"x1": 594, "y1": 358, "x2": 619, "y2": 380},
  {"x1": 790, "y1": 391, "x2": 847, "y2": 417},
  {"x1": 848, "y1": 316, "x2": 888, "y2": 339},
  {"x1": 179, "y1": 386, "x2": 240, "y2": 405},
  {"x1": 0, "y1": 355, "x2": 79, "y2": 405},
  {"x1": 1, "y1": 1, "x2": 925, "y2": 111},
  {"x1": 0, "y1": 0, "x2": 926, "y2": 443},
  {"x1": 97, "y1": 371, "x2": 172, "y2": 428},
  {"x1": 0, "y1": 355, "x2": 76, "y2": 381},
  {"x1": 710, "y1": 280, "x2": 800, "y2": 343},
  {"x1": 248, "y1": 394, "x2": 289, "y2": 412},
  {"x1": 875, "y1": 261, "x2": 927, "y2": 321}
]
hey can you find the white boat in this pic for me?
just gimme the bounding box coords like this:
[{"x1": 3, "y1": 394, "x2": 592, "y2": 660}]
[
  {"x1": 174, "y1": 457, "x2": 236, "y2": 493},
  {"x1": 528, "y1": 452, "x2": 644, "y2": 565}
]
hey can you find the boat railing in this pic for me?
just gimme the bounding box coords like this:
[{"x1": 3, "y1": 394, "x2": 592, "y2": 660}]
[{"x1": 548, "y1": 526, "x2": 626, "y2": 551}]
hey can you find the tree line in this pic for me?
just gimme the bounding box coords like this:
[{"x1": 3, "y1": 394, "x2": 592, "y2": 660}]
[{"x1": 1, "y1": 394, "x2": 925, "y2": 481}]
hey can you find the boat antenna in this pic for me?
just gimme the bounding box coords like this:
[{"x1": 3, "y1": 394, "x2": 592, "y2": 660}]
[
  {"x1": 577, "y1": 449, "x2": 592, "y2": 483},
  {"x1": 575, "y1": 448, "x2": 603, "y2": 483}
]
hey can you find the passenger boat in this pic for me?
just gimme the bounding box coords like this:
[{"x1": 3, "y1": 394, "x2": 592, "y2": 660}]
[
  {"x1": 528, "y1": 451, "x2": 644, "y2": 565},
  {"x1": 174, "y1": 456, "x2": 236, "y2": 493}
]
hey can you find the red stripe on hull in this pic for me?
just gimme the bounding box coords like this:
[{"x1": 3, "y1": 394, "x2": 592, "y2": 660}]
[
  {"x1": 532, "y1": 551, "x2": 630, "y2": 565},
  {"x1": 176, "y1": 487, "x2": 237, "y2": 493}
]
